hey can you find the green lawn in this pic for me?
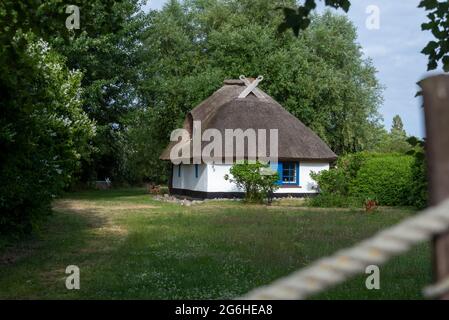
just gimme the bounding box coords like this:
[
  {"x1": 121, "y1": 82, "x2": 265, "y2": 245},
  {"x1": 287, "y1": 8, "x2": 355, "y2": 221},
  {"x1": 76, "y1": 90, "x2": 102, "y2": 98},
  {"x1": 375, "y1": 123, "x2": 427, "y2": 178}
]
[{"x1": 0, "y1": 188, "x2": 430, "y2": 299}]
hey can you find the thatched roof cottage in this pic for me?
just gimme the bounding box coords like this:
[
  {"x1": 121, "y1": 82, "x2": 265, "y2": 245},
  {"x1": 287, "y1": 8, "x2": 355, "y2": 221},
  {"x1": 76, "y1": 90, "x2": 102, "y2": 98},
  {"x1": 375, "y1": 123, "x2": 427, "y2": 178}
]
[{"x1": 160, "y1": 77, "x2": 337, "y2": 198}]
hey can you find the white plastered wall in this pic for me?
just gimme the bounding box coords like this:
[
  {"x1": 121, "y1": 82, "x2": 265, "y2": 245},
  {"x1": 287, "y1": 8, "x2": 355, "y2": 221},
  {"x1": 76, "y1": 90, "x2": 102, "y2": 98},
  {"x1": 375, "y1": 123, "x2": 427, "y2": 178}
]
[
  {"x1": 196, "y1": 162, "x2": 330, "y2": 194},
  {"x1": 172, "y1": 164, "x2": 208, "y2": 192}
]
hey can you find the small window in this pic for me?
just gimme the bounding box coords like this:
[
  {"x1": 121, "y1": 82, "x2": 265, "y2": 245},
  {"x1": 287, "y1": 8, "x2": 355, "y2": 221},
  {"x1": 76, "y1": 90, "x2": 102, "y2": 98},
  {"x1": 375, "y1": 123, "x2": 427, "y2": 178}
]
[
  {"x1": 178, "y1": 165, "x2": 181, "y2": 177},
  {"x1": 282, "y1": 162, "x2": 297, "y2": 184},
  {"x1": 195, "y1": 164, "x2": 199, "y2": 178}
]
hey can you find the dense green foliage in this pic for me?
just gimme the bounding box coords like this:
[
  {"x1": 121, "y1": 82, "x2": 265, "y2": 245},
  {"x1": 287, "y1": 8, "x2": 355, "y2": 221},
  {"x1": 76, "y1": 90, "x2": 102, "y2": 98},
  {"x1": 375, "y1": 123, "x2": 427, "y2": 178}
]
[
  {"x1": 277, "y1": 0, "x2": 350, "y2": 36},
  {"x1": 58, "y1": 1, "x2": 148, "y2": 183},
  {"x1": 310, "y1": 152, "x2": 422, "y2": 207},
  {"x1": 349, "y1": 155, "x2": 414, "y2": 206},
  {"x1": 368, "y1": 115, "x2": 411, "y2": 154},
  {"x1": 419, "y1": 0, "x2": 449, "y2": 71},
  {"x1": 44, "y1": 1, "x2": 148, "y2": 183},
  {"x1": 0, "y1": 0, "x2": 147, "y2": 235},
  {"x1": 130, "y1": 0, "x2": 383, "y2": 181},
  {"x1": 2, "y1": 0, "x2": 148, "y2": 182},
  {"x1": 225, "y1": 162, "x2": 279, "y2": 203},
  {"x1": 407, "y1": 137, "x2": 428, "y2": 209},
  {"x1": 122, "y1": 109, "x2": 170, "y2": 184},
  {"x1": 309, "y1": 152, "x2": 369, "y2": 207},
  {"x1": 0, "y1": 33, "x2": 95, "y2": 235},
  {"x1": 311, "y1": 152, "x2": 368, "y2": 195}
]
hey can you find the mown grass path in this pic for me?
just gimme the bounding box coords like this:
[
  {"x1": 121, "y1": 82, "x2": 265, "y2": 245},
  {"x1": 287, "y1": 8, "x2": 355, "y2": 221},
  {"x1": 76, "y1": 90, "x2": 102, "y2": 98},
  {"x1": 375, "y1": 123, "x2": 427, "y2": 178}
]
[{"x1": 0, "y1": 189, "x2": 430, "y2": 299}]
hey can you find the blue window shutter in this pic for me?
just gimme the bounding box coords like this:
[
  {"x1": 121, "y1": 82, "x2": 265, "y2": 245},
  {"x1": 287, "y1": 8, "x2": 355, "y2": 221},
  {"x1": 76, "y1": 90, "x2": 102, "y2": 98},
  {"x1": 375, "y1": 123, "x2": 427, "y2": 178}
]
[
  {"x1": 195, "y1": 164, "x2": 199, "y2": 178},
  {"x1": 277, "y1": 162, "x2": 283, "y2": 185},
  {"x1": 296, "y1": 162, "x2": 300, "y2": 186},
  {"x1": 178, "y1": 165, "x2": 181, "y2": 177}
]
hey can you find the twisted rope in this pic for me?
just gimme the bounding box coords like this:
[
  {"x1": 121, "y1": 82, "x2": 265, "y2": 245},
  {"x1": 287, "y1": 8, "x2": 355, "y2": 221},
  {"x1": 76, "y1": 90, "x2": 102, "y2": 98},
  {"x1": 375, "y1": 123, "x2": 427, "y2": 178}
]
[{"x1": 241, "y1": 199, "x2": 449, "y2": 300}]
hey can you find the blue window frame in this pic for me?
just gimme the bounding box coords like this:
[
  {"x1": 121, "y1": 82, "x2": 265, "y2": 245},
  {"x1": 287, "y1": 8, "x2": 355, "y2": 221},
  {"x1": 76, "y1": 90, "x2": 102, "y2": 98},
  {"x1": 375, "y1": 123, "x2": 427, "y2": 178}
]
[
  {"x1": 276, "y1": 162, "x2": 300, "y2": 186},
  {"x1": 195, "y1": 164, "x2": 199, "y2": 178},
  {"x1": 282, "y1": 162, "x2": 296, "y2": 183},
  {"x1": 178, "y1": 165, "x2": 181, "y2": 177}
]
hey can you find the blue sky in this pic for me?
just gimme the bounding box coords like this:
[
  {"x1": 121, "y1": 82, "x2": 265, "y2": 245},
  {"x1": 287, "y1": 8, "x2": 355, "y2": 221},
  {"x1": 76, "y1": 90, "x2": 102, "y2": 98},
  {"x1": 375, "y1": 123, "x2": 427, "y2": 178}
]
[{"x1": 142, "y1": 0, "x2": 440, "y2": 137}]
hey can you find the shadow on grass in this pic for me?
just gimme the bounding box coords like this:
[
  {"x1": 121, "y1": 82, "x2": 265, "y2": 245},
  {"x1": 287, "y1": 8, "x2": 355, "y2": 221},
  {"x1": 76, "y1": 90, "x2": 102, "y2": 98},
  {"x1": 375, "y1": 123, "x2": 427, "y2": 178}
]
[
  {"x1": 78, "y1": 205, "x2": 428, "y2": 299},
  {"x1": 0, "y1": 189, "x2": 431, "y2": 300},
  {"x1": 61, "y1": 188, "x2": 148, "y2": 201},
  {"x1": 0, "y1": 204, "x2": 123, "y2": 299}
]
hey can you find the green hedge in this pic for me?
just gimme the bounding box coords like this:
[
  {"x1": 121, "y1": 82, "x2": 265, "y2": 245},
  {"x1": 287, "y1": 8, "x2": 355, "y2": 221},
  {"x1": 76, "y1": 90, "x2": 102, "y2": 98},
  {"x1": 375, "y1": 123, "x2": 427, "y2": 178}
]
[
  {"x1": 310, "y1": 152, "x2": 417, "y2": 208},
  {"x1": 349, "y1": 155, "x2": 414, "y2": 206}
]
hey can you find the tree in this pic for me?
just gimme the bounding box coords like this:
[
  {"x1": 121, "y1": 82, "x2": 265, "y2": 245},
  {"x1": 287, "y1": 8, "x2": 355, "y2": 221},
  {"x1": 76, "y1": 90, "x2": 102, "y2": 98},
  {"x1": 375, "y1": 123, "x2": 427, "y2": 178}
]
[
  {"x1": 122, "y1": 108, "x2": 170, "y2": 184},
  {"x1": 406, "y1": 137, "x2": 428, "y2": 208},
  {"x1": 368, "y1": 115, "x2": 410, "y2": 154},
  {"x1": 134, "y1": 0, "x2": 383, "y2": 181},
  {"x1": 275, "y1": 0, "x2": 449, "y2": 72},
  {"x1": 277, "y1": 0, "x2": 350, "y2": 36},
  {"x1": 389, "y1": 115, "x2": 409, "y2": 152},
  {"x1": 15, "y1": 0, "x2": 150, "y2": 183},
  {"x1": 61, "y1": 1, "x2": 148, "y2": 183},
  {"x1": 378, "y1": 115, "x2": 410, "y2": 153},
  {"x1": 391, "y1": 115, "x2": 406, "y2": 137},
  {"x1": 0, "y1": 31, "x2": 95, "y2": 235}
]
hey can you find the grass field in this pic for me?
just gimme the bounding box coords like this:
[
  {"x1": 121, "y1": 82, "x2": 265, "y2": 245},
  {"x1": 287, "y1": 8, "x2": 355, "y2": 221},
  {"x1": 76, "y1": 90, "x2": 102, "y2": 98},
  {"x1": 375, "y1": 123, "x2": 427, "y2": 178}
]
[{"x1": 0, "y1": 188, "x2": 430, "y2": 299}]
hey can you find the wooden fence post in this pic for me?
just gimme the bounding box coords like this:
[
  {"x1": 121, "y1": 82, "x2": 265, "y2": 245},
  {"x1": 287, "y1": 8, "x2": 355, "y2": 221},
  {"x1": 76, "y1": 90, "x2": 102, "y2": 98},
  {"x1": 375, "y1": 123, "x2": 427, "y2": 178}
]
[{"x1": 421, "y1": 74, "x2": 449, "y2": 299}]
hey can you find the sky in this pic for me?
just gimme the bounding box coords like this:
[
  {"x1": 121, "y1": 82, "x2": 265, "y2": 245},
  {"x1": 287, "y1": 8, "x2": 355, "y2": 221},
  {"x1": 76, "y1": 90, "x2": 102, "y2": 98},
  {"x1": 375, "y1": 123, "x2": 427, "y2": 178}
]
[{"x1": 142, "y1": 0, "x2": 441, "y2": 138}]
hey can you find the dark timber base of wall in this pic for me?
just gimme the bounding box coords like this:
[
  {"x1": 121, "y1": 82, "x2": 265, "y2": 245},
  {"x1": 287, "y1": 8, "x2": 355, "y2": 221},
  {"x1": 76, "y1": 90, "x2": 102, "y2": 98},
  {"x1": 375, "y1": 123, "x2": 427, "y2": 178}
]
[{"x1": 170, "y1": 188, "x2": 317, "y2": 200}]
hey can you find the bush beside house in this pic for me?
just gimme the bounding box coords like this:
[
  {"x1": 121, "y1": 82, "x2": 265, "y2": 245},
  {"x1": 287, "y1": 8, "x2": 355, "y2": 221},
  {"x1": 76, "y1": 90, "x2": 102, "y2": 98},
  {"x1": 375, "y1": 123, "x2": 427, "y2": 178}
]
[
  {"x1": 310, "y1": 152, "x2": 425, "y2": 208},
  {"x1": 349, "y1": 155, "x2": 414, "y2": 206},
  {"x1": 225, "y1": 162, "x2": 279, "y2": 203}
]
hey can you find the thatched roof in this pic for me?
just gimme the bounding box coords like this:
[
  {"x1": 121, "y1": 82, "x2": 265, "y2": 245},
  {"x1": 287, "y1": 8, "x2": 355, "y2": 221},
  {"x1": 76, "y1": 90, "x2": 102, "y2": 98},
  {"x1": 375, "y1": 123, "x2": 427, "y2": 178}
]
[{"x1": 160, "y1": 79, "x2": 337, "y2": 162}]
